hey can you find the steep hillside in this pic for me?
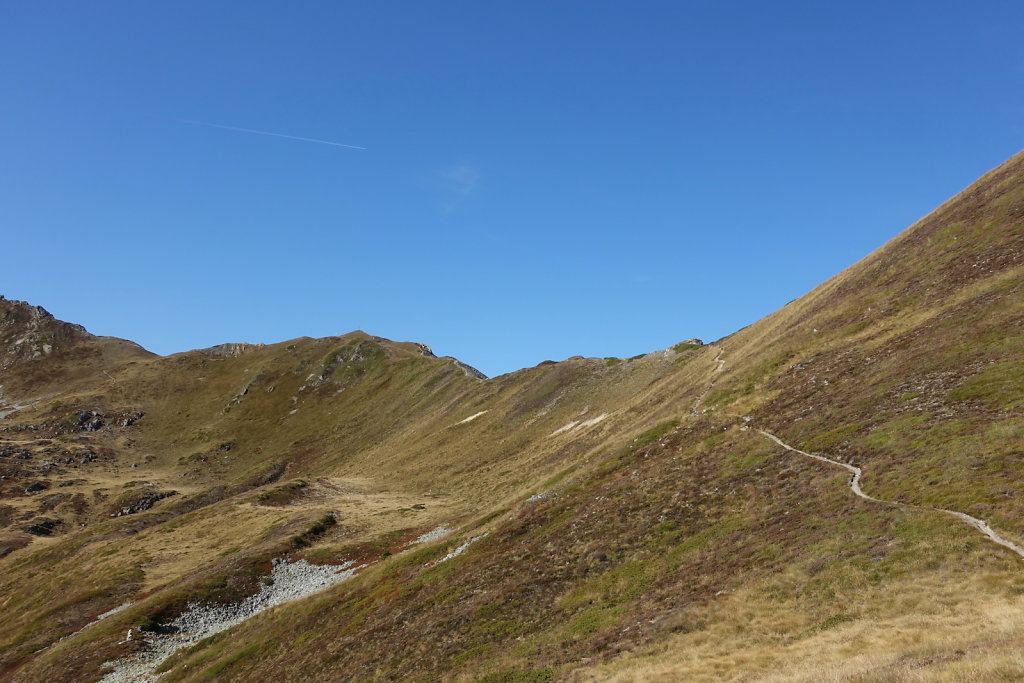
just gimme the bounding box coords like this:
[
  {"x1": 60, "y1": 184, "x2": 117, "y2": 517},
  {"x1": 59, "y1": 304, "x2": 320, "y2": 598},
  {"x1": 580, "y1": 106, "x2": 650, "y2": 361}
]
[
  {"x1": 1, "y1": 151, "x2": 1022, "y2": 682},
  {"x1": 712, "y1": 149, "x2": 1024, "y2": 537}
]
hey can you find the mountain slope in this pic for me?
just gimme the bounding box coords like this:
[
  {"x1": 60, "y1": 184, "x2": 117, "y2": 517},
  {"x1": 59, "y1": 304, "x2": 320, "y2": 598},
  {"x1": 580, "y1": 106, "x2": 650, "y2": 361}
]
[
  {"x1": 0, "y1": 296, "x2": 153, "y2": 405},
  {"x1": 2, "y1": 150, "x2": 1023, "y2": 682},
  {"x1": 712, "y1": 149, "x2": 1024, "y2": 533},
  {"x1": 0, "y1": 320, "x2": 715, "y2": 680}
]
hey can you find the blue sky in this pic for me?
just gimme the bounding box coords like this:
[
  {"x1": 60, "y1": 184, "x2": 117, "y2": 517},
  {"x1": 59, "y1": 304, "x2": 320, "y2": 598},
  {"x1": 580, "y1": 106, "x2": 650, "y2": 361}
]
[{"x1": 3, "y1": 2, "x2": 1022, "y2": 377}]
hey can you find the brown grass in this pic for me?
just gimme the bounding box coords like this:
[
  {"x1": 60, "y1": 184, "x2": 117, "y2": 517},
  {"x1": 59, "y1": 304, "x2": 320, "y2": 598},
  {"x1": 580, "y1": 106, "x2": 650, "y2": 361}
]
[{"x1": 1, "y1": 152, "x2": 1023, "y2": 681}]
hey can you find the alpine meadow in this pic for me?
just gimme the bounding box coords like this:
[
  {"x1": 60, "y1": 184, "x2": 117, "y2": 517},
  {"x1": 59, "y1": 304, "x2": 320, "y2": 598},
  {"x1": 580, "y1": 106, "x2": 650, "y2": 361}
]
[{"x1": 1, "y1": 150, "x2": 1024, "y2": 681}]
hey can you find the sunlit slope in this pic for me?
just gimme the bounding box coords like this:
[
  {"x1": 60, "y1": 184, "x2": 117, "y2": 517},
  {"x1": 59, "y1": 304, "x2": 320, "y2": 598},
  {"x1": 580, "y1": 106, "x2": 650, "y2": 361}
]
[
  {"x1": 131, "y1": 416, "x2": 1024, "y2": 683},
  {"x1": 100, "y1": 331, "x2": 717, "y2": 498},
  {"x1": 0, "y1": 313, "x2": 716, "y2": 680},
  {"x1": 4, "y1": 151, "x2": 1024, "y2": 682},
  {"x1": 110, "y1": 151, "x2": 1024, "y2": 682},
  {"x1": 707, "y1": 149, "x2": 1024, "y2": 535}
]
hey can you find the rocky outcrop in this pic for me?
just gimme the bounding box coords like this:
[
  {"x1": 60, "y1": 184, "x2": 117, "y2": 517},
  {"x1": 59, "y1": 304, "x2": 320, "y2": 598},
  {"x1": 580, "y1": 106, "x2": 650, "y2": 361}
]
[
  {"x1": 0, "y1": 296, "x2": 86, "y2": 368},
  {"x1": 199, "y1": 342, "x2": 266, "y2": 357},
  {"x1": 110, "y1": 490, "x2": 178, "y2": 518},
  {"x1": 0, "y1": 295, "x2": 153, "y2": 400},
  {"x1": 72, "y1": 411, "x2": 105, "y2": 432},
  {"x1": 24, "y1": 481, "x2": 49, "y2": 495},
  {"x1": 448, "y1": 358, "x2": 487, "y2": 380},
  {"x1": 24, "y1": 518, "x2": 60, "y2": 536}
]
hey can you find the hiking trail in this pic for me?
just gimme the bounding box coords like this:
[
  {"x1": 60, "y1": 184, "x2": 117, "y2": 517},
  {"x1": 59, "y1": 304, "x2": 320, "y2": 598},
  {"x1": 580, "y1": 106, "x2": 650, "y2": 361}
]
[{"x1": 697, "y1": 346, "x2": 1024, "y2": 561}]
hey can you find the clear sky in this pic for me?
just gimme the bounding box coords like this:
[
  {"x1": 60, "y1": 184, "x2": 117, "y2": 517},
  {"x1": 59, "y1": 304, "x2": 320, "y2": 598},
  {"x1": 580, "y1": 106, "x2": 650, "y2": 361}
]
[{"x1": 3, "y1": 2, "x2": 1022, "y2": 377}]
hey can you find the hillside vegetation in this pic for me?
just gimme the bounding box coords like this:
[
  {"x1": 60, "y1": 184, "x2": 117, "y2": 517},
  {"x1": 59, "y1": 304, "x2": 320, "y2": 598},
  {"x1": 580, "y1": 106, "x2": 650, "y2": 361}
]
[{"x1": 0, "y1": 150, "x2": 1022, "y2": 682}]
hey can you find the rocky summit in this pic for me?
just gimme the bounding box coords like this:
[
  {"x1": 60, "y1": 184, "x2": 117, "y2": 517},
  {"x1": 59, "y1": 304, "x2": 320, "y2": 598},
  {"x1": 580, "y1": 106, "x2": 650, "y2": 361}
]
[{"x1": 1, "y1": 151, "x2": 1023, "y2": 681}]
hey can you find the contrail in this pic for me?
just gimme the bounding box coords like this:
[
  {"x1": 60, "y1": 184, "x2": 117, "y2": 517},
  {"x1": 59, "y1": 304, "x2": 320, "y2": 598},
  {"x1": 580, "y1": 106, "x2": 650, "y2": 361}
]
[{"x1": 181, "y1": 119, "x2": 366, "y2": 150}]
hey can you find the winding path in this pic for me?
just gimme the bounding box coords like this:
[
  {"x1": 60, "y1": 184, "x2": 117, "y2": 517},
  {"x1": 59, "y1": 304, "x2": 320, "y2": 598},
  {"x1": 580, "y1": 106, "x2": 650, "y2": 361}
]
[
  {"x1": 690, "y1": 349, "x2": 725, "y2": 415},
  {"x1": 759, "y1": 428, "x2": 1024, "y2": 559},
  {"x1": 757, "y1": 429, "x2": 887, "y2": 505},
  {"x1": 696, "y1": 346, "x2": 1024, "y2": 561},
  {"x1": 933, "y1": 509, "x2": 1024, "y2": 558}
]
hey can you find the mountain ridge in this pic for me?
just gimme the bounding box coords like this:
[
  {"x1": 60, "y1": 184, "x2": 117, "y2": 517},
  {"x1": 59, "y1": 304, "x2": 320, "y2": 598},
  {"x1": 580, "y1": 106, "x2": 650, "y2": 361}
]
[{"x1": 0, "y1": 150, "x2": 1022, "y2": 682}]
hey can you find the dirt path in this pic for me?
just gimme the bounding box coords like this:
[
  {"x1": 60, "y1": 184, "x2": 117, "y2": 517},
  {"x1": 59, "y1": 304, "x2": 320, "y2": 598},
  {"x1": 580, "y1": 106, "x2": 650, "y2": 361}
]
[
  {"x1": 937, "y1": 509, "x2": 1024, "y2": 558},
  {"x1": 758, "y1": 428, "x2": 1024, "y2": 559},
  {"x1": 689, "y1": 349, "x2": 725, "y2": 415},
  {"x1": 757, "y1": 430, "x2": 887, "y2": 505},
  {"x1": 697, "y1": 346, "x2": 1024, "y2": 561}
]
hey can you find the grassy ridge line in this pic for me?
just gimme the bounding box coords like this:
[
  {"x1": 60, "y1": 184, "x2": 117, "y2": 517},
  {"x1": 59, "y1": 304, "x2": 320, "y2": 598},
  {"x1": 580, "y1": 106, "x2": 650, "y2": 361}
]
[
  {"x1": 3, "y1": 151, "x2": 1024, "y2": 680},
  {"x1": 1, "y1": 334, "x2": 718, "y2": 680}
]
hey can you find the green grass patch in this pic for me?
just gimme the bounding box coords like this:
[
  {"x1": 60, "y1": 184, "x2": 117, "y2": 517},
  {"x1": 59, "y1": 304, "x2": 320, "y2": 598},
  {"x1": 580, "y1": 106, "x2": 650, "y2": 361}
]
[
  {"x1": 630, "y1": 420, "x2": 680, "y2": 451},
  {"x1": 563, "y1": 605, "x2": 623, "y2": 641},
  {"x1": 207, "y1": 643, "x2": 261, "y2": 677},
  {"x1": 560, "y1": 560, "x2": 652, "y2": 610},
  {"x1": 841, "y1": 320, "x2": 871, "y2": 336},
  {"x1": 803, "y1": 422, "x2": 863, "y2": 452},
  {"x1": 948, "y1": 359, "x2": 1024, "y2": 410},
  {"x1": 479, "y1": 668, "x2": 556, "y2": 683},
  {"x1": 290, "y1": 514, "x2": 337, "y2": 549},
  {"x1": 814, "y1": 613, "x2": 856, "y2": 632},
  {"x1": 450, "y1": 643, "x2": 493, "y2": 667}
]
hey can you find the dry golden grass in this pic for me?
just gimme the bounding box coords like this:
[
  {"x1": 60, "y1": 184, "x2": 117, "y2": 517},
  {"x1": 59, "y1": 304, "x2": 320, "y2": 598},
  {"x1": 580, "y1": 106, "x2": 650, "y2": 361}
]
[
  {"x1": 1, "y1": 152, "x2": 1023, "y2": 681},
  {"x1": 573, "y1": 570, "x2": 1024, "y2": 682}
]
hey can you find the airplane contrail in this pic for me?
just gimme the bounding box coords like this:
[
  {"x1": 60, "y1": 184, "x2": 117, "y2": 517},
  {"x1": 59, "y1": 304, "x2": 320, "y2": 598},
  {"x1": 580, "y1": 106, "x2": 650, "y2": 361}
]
[{"x1": 181, "y1": 119, "x2": 366, "y2": 150}]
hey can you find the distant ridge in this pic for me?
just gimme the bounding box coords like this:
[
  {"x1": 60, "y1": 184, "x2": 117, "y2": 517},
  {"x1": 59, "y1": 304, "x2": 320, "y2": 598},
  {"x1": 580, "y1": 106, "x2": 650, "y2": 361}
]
[{"x1": 2, "y1": 151, "x2": 1023, "y2": 682}]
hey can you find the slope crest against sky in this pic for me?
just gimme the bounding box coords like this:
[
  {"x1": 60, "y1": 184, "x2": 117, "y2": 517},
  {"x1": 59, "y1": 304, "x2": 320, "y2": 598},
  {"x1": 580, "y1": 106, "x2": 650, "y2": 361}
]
[{"x1": 2, "y1": 1, "x2": 1022, "y2": 376}]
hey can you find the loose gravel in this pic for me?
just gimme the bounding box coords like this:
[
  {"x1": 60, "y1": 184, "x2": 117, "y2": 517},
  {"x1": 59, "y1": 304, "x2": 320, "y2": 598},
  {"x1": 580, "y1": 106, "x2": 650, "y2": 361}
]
[
  {"x1": 431, "y1": 533, "x2": 488, "y2": 565},
  {"x1": 410, "y1": 525, "x2": 453, "y2": 545},
  {"x1": 97, "y1": 603, "x2": 134, "y2": 620},
  {"x1": 99, "y1": 559, "x2": 360, "y2": 682}
]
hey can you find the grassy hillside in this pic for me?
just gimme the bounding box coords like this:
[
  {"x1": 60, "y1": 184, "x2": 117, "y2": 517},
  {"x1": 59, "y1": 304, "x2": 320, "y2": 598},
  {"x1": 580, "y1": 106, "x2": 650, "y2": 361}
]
[
  {"x1": 710, "y1": 149, "x2": 1024, "y2": 540},
  {"x1": 1, "y1": 150, "x2": 1022, "y2": 682}
]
